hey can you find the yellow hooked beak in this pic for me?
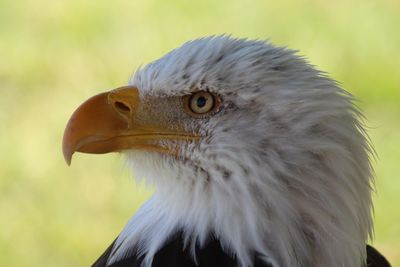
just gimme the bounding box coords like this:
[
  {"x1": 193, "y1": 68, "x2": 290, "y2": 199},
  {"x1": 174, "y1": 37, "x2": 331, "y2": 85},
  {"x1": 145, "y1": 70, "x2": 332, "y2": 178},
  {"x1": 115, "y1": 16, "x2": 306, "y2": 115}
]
[{"x1": 62, "y1": 86, "x2": 198, "y2": 165}]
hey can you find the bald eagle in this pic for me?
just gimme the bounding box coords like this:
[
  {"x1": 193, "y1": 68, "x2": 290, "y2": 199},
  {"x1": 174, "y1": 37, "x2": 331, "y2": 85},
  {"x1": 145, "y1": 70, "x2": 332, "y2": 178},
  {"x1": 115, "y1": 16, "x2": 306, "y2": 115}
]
[{"x1": 63, "y1": 36, "x2": 391, "y2": 267}]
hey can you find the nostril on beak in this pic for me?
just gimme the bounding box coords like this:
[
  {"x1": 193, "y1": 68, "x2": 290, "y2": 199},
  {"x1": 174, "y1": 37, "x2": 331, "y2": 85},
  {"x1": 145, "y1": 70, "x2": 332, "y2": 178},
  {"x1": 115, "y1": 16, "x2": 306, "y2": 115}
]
[
  {"x1": 114, "y1": 101, "x2": 131, "y2": 113},
  {"x1": 107, "y1": 86, "x2": 139, "y2": 122},
  {"x1": 110, "y1": 98, "x2": 134, "y2": 127}
]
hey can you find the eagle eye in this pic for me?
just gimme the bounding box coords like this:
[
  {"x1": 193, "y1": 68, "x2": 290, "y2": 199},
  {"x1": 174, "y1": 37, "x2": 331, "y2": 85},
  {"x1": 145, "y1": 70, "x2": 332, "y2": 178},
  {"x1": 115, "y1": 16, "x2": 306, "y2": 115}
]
[{"x1": 184, "y1": 91, "x2": 221, "y2": 117}]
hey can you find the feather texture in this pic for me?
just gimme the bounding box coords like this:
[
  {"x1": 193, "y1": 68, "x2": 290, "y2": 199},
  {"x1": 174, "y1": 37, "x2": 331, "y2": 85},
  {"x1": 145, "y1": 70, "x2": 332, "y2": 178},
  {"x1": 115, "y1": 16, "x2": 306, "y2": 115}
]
[{"x1": 93, "y1": 36, "x2": 386, "y2": 267}]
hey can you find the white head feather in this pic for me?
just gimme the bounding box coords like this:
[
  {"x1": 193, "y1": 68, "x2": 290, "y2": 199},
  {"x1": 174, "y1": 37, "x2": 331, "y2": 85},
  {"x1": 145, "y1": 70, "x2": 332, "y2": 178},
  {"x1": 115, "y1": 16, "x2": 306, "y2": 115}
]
[{"x1": 108, "y1": 36, "x2": 374, "y2": 267}]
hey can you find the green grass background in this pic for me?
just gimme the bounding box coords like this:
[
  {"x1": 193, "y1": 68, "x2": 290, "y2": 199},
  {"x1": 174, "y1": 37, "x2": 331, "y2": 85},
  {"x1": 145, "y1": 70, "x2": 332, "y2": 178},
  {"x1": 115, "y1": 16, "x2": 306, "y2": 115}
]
[{"x1": 0, "y1": 0, "x2": 399, "y2": 266}]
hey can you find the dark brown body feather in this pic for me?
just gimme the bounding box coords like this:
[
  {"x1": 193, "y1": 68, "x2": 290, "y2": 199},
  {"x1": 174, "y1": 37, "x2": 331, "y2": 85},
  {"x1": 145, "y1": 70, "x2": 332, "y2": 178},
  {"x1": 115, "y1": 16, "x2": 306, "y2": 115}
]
[{"x1": 92, "y1": 234, "x2": 390, "y2": 267}]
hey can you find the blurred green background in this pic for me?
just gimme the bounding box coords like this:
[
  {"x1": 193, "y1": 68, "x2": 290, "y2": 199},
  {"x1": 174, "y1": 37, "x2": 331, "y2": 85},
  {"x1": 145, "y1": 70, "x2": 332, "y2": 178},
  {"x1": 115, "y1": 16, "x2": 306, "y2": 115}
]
[{"x1": 0, "y1": 0, "x2": 399, "y2": 266}]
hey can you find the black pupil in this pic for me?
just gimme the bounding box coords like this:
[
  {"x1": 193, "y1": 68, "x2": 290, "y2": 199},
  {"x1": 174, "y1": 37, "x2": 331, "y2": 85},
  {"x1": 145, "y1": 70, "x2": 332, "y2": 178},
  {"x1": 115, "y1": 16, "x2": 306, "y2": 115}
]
[{"x1": 196, "y1": 96, "x2": 207, "y2": 108}]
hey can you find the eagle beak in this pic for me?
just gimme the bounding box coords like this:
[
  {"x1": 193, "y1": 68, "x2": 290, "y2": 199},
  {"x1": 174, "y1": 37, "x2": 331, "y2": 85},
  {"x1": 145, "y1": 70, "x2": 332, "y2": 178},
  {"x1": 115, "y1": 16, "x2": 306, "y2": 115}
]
[{"x1": 62, "y1": 86, "x2": 191, "y2": 165}]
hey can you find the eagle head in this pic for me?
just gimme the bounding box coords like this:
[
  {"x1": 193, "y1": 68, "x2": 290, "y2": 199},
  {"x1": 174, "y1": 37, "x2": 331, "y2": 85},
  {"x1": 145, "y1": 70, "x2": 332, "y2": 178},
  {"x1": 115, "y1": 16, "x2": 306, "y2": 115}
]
[{"x1": 63, "y1": 36, "x2": 374, "y2": 267}]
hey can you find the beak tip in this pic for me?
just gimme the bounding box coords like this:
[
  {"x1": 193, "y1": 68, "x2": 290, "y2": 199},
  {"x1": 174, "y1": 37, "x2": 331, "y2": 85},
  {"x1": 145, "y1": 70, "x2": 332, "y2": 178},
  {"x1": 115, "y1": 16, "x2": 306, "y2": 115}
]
[
  {"x1": 63, "y1": 148, "x2": 73, "y2": 166},
  {"x1": 62, "y1": 138, "x2": 74, "y2": 166}
]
